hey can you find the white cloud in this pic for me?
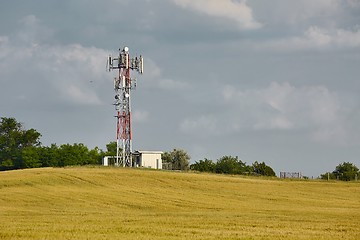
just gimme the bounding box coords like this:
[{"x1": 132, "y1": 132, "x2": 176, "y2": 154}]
[
  {"x1": 289, "y1": 0, "x2": 340, "y2": 23},
  {"x1": 254, "y1": 116, "x2": 293, "y2": 130},
  {"x1": 223, "y1": 82, "x2": 341, "y2": 130},
  {"x1": 0, "y1": 36, "x2": 10, "y2": 64},
  {"x1": 173, "y1": 0, "x2": 261, "y2": 29},
  {"x1": 304, "y1": 26, "x2": 360, "y2": 48},
  {"x1": 334, "y1": 27, "x2": 360, "y2": 47},
  {"x1": 218, "y1": 82, "x2": 358, "y2": 145},
  {"x1": 0, "y1": 36, "x2": 9, "y2": 45},
  {"x1": 346, "y1": 0, "x2": 360, "y2": 8},
  {"x1": 137, "y1": 55, "x2": 189, "y2": 92},
  {"x1": 0, "y1": 16, "x2": 110, "y2": 106},
  {"x1": 182, "y1": 82, "x2": 344, "y2": 138},
  {"x1": 143, "y1": 57, "x2": 161, "y2": 78},
  {"x1": 30, "y1": 44, "x2": 109, "y2": 105},
  {"x1": 259, "y1": 26, "x2": 360, "y2": 51},
  {"x1": 180, "y1": 115, "x2": 218, "y2": 134},
  {"x1": 157, "y1": 78, "x2": 189, "y2": 90},
  {"x1": 141, "y1": 60, "x2": 189, "y2": 91},
  {"x1": 133, "y1": 110, "x2": 149, "y2": 123},
  {"x1": 256, "y1": 0, "x2": 341, "y2": 26},
  {"x1": 305, "y1": 26, "x2": 332, "y2": 47},
  {"x1": 65, "y1": 84, "x2": 101, "y2": 105},
  {"x1": 16, "y1": 15, "x2": 54, "y2": 45}
]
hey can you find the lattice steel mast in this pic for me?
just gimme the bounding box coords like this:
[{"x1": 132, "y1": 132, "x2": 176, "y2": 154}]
[{"x1": 107, "y1": 47, "x2": 143, "y2": 167}]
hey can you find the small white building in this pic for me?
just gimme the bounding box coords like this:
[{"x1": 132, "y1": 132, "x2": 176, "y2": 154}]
[
  {"x1": 102, "y1": 151, "x2": 163, "y2": 169},
  {"x1": 102, "y1": 156, "x2": 116, "y2": 166},
  {"x1": 133, "y1": 150, "x2": 163, "y2": 169}
]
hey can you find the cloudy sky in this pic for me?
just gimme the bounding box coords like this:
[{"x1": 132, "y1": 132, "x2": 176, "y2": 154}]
[{"x1": 1, "y1": 0, "x2": 360, "y2": 177}]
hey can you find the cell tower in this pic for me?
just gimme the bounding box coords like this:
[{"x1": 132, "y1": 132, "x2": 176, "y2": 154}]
[{"x1": 107, "y1": 47, "x2": 144, "y2": 167}]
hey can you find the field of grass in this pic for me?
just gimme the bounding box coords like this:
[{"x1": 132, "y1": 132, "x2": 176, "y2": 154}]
[{"x1": 0, "y1": 167, "x2": 359, "y2": 239}]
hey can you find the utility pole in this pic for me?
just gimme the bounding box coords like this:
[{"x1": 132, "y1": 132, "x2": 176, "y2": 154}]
[{"x1": 107, "y1": 47, "x2": 143, "y2": 167}]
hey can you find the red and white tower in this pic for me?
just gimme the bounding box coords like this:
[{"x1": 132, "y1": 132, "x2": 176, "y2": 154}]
[{"x1": 107, "y1": 47, "x2": 143, "y2": 167}]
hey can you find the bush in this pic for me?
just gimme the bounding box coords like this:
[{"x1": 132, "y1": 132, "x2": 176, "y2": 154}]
[
  {"x1": 321, "y1": 162, "x2": 359, "y2": 181},
  {"x1": 190, "y1": 158, "x2": 215, "y2": 172}
]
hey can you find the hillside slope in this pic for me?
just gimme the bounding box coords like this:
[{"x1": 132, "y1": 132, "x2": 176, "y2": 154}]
[{"x1": 0, "y1": 167, "x2": 359, "y2": 239}]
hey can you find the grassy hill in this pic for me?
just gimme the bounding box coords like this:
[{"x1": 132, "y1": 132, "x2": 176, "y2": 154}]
[{"x1": 0, "y1": 167, "x2": 359, "y2": 239}]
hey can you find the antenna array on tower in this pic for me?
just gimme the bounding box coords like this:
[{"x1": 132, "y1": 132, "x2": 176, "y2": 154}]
[{"x1": 107, "y1": 47, "x2": 144, "y2": 167}]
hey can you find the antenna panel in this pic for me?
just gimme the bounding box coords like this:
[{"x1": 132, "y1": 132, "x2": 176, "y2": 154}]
[
  {"x1": 107, "y1": 55, "x2": 112, "y2": 71},
  {"x1": 139, "y1": 56, "x2": 144, "y2": 74},
  {"x1": 125, "y1": 53, "x2": 129, "y2": 69},
  {"x1": 114, "y1": 77, "x2": 118, "y2": 90},
  {"x1": 122, "y1": 75, "x2": 126, "y2": 88}
]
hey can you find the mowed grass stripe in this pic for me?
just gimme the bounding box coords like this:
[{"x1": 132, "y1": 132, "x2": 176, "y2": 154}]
[{"x1": 0, "y1": 167, "x2": 359, "y2": 239}]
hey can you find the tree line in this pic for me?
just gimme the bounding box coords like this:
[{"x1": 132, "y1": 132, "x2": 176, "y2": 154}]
[
  {"x1": 0, "y1": 117, "x2": 275, "y2": 178},
  {"x1": 159, "y1": 149, "x2": 276, "y2": 177},
  {"x1": 320, "y1": 162, "x2": 359, "y2": 181},
  {"x1": 190, "y1": 156, "x2": 276, "y2": 176},
  {"x1": 1, "y1": 117, "x2": 359, "y2": 181},
  {"x1": 0, "y1": 117, "x2": 107, "y2": 170}
]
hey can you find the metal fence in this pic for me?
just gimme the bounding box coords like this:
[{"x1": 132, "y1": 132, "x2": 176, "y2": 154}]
[{"x1": 279, "y1": 172, "x2": 303, "y2": 179}]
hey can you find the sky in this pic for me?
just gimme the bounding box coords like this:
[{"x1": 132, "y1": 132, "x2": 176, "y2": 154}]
[{"x1": 1, "y1": 0, "x2": 360, "y2": 177}]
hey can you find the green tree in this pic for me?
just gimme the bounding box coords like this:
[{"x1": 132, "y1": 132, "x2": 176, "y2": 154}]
[
  {"x1": 105, "y1": 141, "x2": 118, "y2": 156},
  {"x1": 190, "y1": 158, "x2": 215, "y2": 172},
  {"x1": 57, "y1": 143, "x2": 93, "y2": 166},
  {"x1": 161, "y1": 151, "x2": 172, "y2": 170},
  {"x1": 214, "y1": 156, "x2": 252, "y2": 175},
  {"x1": 36, "y1": 143, "x2": 102, "y2": 168},
  {"x1": 322, "y1": 162, "x2": 359, "y2": 181},
  {"x1": 22, "y1": 146, "x2": 42, "y2": 168},
  {"x1": 0, "y1": 117, "x2": 41, "y2": 170},
  {"x1": 37, "y1": 144, "x2": 60, "y2": 167},
  {"x1": 252, "y1": 161, "x2": 276, "y2": 177},
  {"x1": 215, "y1": 156, "x2": 241, "y2": 174},
  {"x1": 88, "y1": 147, "x2": 103, "y2": 165},
  {"x1": 162, "y1": 149, "x2": 190, "y2": 171}
]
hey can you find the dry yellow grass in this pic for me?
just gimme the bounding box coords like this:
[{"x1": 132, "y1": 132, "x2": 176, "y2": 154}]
[{"x1": 0, "y1": 167, "x2": 359, "y2": 239}]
